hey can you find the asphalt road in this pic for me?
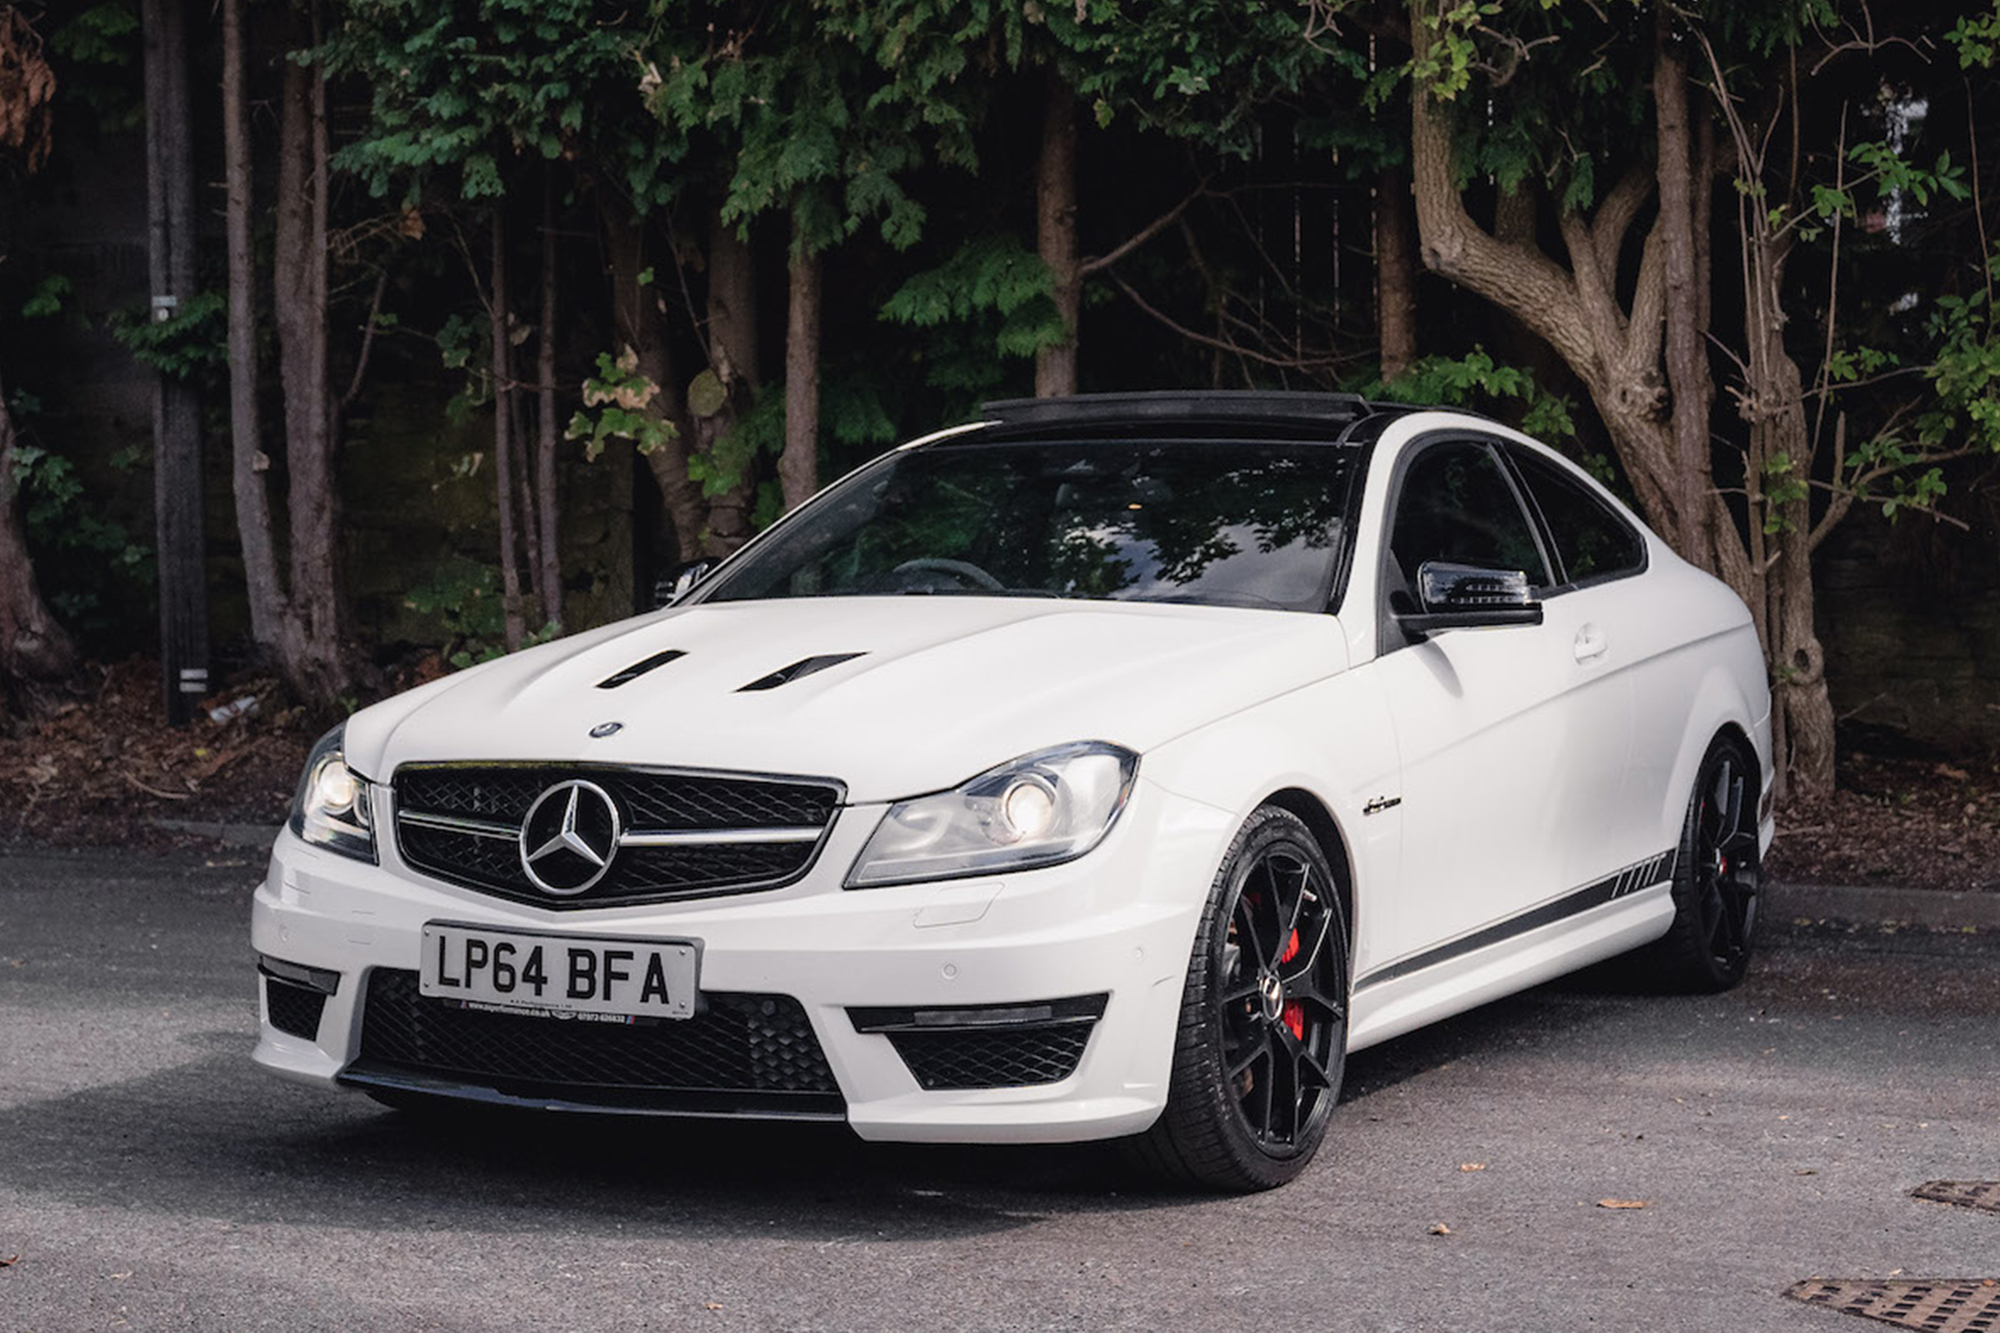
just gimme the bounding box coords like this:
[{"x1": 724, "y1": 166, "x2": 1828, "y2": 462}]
[{"x1": 1, "y1": 847, "x2": 1995, "y2": 1333}]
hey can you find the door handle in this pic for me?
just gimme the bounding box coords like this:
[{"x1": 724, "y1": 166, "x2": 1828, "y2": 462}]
[{"x1": 1573, "y1": 624, "x2": 1608, "y2": 663}]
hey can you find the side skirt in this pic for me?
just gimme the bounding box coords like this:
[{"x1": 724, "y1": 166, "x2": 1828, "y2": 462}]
[{"x1": 1346, "y1": 850, "x2": 1678, "y2": 1053}]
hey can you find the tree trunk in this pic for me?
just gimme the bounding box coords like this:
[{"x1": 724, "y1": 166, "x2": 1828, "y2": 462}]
[
  {"x1": 142, "y1": 0, "x2": 207, "y2": 723},
  {"x1": 598, "y1": 200, "x2": 704, "y2": 562},
  {"x1": 1741, "y1": 224, "x2": 1836, "y2": 795},
  {"x1": 491, "y1": 210, "x2": 525, "y2": 652},
  {"x1": 1035, "y1": 69, "x2": 1080, "y2": 397},
  {"x1": 1375, "y1": 167, "x2": 1418, "y2": 381},
  {"x1": 696, "y1": 208, "x2": 759, "y2": 551},
  {"x1": 0, "y1": 373, "x2": 76, "y2": 696},
  {"x1": 536, "y1": 170, "x2": 562, "y2": 631},
  {"x1": 271, "y1": 33, "x2": 350, "y2": 700},
  {"x1": 781, "y1": 210, "x2": 821, "y2": 513},
  {"x1": 221, "y1": 0, "x2": 289, "y2": 665},
  {"x1": 1654, "y1": 16, "x2": 1717, "y2": 577}
]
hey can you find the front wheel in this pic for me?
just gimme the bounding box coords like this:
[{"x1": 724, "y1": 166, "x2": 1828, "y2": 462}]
[
  {"x1": 1130, "y1": 805, "x2": 1350, "y2": 1192},
  {"x1": 1640, "y1": 734, "x2": 1764, "y2": 992}
]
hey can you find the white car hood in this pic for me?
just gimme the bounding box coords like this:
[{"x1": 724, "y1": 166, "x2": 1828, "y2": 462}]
[{"x1": 345, "y1": 597, "x2": 1348, "y2": 803}]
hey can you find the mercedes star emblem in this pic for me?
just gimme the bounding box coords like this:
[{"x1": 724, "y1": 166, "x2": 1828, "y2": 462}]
[{"x1": 518, "y1": 780, "x2": 622, "y2": 895}]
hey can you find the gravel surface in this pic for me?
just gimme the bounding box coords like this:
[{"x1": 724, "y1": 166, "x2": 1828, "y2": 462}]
[{"x1": 0, "y1": 847, "x2": 1995, "y2": 1332}]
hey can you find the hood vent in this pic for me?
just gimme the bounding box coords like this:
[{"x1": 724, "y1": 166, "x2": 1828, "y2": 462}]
[
  {"x1": 738, "y1": 652, "x2": 865, "y2": 692},
  {"x1": 596, "y1": 649, "x2": 687, "y2": 690}
]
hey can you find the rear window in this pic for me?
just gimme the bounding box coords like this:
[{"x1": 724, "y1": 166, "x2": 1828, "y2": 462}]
[{"x1": 1508, "y1": 449, "x2": 1647, "y2": 588}]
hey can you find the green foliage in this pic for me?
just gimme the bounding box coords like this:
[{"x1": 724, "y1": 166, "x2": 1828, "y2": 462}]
[
  {"x1": 319, "y1": 0, "x2": 650, "y2": 205},
  {"x1": 5, "y1": 395, "x2": 152, "y2": 636},
  {"x1": 880, "y1": 234, "x2": 1066, "y2": 363},
  {"x1": 110, "y1": 290, "x2": 227, "y2": 382},
  {"x1": 48, "y1": 2, "x2": 143, "y2": 133},
  {"x1": 1945, "y1": 2, "x2": 2000, "y2": 68},
  {"x1": 566, "y1": 349, "x2": 677, "y2": 460},
  {"x1": 403, "y1": 556, "x2": 557, "y2": 669},
  {"x1": 21, "y1": 273, "x2": 71, "y2": 320},
  {"x1": 688, "y1": 388, "x2": 782, "y2": 502},
  {"x1": 1370, "y1": 348, "x2": 1579, "y2": 444}
]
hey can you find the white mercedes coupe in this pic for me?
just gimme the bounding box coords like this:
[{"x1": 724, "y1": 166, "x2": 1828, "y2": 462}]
[{"x1": 253, "y1": 391, "x2": 1772, "y2": 1191}]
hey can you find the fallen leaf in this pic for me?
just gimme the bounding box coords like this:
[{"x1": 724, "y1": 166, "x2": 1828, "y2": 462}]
[
  {"x1": 704, "y1": 1303, "x2": 724, "y2": 1312},
  {"x1": 1458, "y1": 1162, "x2": 1487, "y2": 1172},
  {"x1": 1795, "y1": 1169, "x2": 1818, "y2": 1176},
  {"x1": 0, "y1": 1254, "x2": 17, "y2": 1267},
  {"x1": 1597, "y1": 1199, "x2": 1649, "y2": 1209},
  {"x1": 1427, "y1": 1222, "x2": 1452, "y2": 1235}
]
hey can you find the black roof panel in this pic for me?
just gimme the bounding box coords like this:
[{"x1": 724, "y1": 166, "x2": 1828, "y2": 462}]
[{"x1": 972, "y1": 390, "x2": 1437, "y2": 442}]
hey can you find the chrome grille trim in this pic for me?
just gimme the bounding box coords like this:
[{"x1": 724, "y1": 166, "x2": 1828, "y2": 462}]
[
  {"x1": 398, "y1": 810, "x2": 518, "y2": 840},
  {"x1": 388, "y1": 762, "x2": 845, "y2": 908}
]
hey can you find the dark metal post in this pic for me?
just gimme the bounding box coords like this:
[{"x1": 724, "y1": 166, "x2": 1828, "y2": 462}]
[{"x1": 142, "y1": 0, "x2": 208, "y2": 723}]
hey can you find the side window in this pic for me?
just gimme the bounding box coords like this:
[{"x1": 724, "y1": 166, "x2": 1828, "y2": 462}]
[
  {"x1": 1508, "y1": 449, "x2": 1647, "y2": 587},
  {"x1": 1388, "y1": 441, "x2": 1552, "y2": 590}
]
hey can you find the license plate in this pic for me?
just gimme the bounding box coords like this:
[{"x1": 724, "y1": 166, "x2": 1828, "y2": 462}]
[{"x1": 419, "y1": 922, "x2": 699, "y2": 1020}]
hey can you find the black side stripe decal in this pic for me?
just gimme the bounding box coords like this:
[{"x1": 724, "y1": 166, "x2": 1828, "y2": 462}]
[{"x1": 1352, "y1": 848, "x2": 1678, "y2": 993}]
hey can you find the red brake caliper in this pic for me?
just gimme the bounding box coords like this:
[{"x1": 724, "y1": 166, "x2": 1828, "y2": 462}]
[{"x1": 1278, "y1": 929, "x2": 1305, "y2": 1040}]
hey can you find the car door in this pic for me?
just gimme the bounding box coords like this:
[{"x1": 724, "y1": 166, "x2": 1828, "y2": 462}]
[
  {"x1": 1365, "y1": 435, "x2": 1635, "y2": 975},
  {"x1": 1501, "y1": 442, "x2": 1665, "y2": 875}
]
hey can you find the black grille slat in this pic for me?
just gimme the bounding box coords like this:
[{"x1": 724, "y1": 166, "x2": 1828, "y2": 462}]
[
  {"x1": 391, "y1": 765, "x2": 839, "y2": 908},
  {"x1": 351, "y1": 969, "x2": 840, "y2": 1112},
  {"x1": 265, "y1": 977, "x2": 327, "y2": 1040},
  {"x1": 887, "y1": 1025, "x2": 1096, "y2": 1090}
]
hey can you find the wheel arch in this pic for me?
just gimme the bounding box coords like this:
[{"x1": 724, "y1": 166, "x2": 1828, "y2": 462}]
[{"x1": 1260, "y1": 787, "x2": 1356, "y2": 967}]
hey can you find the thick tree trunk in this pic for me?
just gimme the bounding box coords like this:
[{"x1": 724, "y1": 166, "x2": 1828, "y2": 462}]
[
  {"x1": 1741, "y1": 225, "x2": 1836, "y2": 795},
  {"x1": 271, "y1": 40, "x2": 350, "y2": 700},
  {"x1": 491, "y1": 210, "x2": 525, "y2": 652},
  {"x1": 142, "y1": 0, "x2": 207, "y2": 723},
  {"x1": 1035, "y1": 70, "x2": 1080, "y2": 397},
  {"x1": 1375, "y1": 168, "x2": 1418, "y2": 381},
  {"x1": 1654, "y1": 18, "x2": 1717, "y2": 578},
  {"x1": 0, "y1": 375, "x2": 76, "y2": 695},
  {"x1": 697, "y1": 208, "x2": 759, "y2": 551},
  {"x1": 536, "y1": 172, "x2": 561, "y2": 631},
  {"x1": 781, "y1": 212, "x2": 821, "y2": 513},
  {"x1": 598, "y1": 201, "x2": 704, "y2": 561},
  {"x1": 221, "y1": 0, "x2": 289, "y2": 665}
]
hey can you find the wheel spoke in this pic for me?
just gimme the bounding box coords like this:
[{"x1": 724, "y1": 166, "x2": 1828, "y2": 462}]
[
  {"x1": 1227, "y1": 1040, "x2": 1269, "y2": 1084},
  {"x1": 1234, "y1": 897, "x2": 1270, "y2": 972}
]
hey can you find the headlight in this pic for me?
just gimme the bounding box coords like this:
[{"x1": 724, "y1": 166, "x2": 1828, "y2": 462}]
[
  {"x1": 846, "y1": 742, "x2": 1138, "y2": 888},
  {"x1": 288, "y1": 724, "x2": 377, "y2": 863}
]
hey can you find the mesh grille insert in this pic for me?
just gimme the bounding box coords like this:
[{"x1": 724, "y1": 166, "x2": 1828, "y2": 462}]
[
  {"x1": 349, "y1": 969, "x2": 842, "y2": 1115},
  {"x1": 887, "y1": 1024, "x2": 1096, "y2": 1090},
  {"x1": 265, "y1": 977, "x2": 327, "y2": 1040}
]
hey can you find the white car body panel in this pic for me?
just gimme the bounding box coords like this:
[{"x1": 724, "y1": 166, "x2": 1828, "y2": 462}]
[{"x1": 254, "y1": 405, "x2": 1775, "y2": 1144}]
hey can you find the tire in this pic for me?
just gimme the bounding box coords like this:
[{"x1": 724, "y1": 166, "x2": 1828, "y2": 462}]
[
  {"x1": 1130, "y1": 805, "x2": 1350, "y2": 1192},
  {"x1": 1639, "y1": 734, "x2": 1763, "y2": 993}
]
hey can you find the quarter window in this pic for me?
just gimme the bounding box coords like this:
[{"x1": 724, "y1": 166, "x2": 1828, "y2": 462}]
[
  {"x1": 1388, "y1": 441, "x2": 1552, "y2": 589},
  {"x1": 1508, "y1": 449, "x2": 1646, "y2": 587}
]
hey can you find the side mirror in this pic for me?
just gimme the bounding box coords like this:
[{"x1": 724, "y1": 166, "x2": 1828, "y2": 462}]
[
  {"x1": 653, "y1": 558, "x2": 717, "y2": 609},
  {"x1": 1395, "y1": 561, "x2": 1544, "y2": 636}
]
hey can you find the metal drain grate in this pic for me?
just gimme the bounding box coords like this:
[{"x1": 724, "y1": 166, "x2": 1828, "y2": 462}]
[
  {"x1": 1785, "y1": 1279, "x2": 2000, "y2": 1332},
  {"x1": 1913, "y1": 1182, "x2": 2000, "y2": 1216}
]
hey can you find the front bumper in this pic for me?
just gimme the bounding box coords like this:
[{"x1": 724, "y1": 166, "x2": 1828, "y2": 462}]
[{"x1": 251, "y1": 777, "x2": 1233, "y2": 1143}]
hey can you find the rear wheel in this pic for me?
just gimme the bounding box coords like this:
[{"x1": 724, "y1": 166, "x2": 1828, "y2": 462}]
[
  {"x1": 1132, "y1": 805, "x2": 1349, "y2": 1192},
  {"x1": 1642, "y1": 735, "x2": 1763, "y2": 992}
]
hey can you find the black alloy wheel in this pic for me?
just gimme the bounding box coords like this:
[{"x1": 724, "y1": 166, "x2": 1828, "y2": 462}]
[
  {"x1": 1642, "y1": 735, "x2": 1764, "y2": 992},
  {"x1": 1133, "y1": 805, "x2": 1349, "y2": 1191}
]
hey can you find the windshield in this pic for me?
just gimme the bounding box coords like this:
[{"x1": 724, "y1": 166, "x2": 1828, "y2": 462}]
[{"x1": 699, "y1": 438, "x2": 1353, "y2": 612}]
